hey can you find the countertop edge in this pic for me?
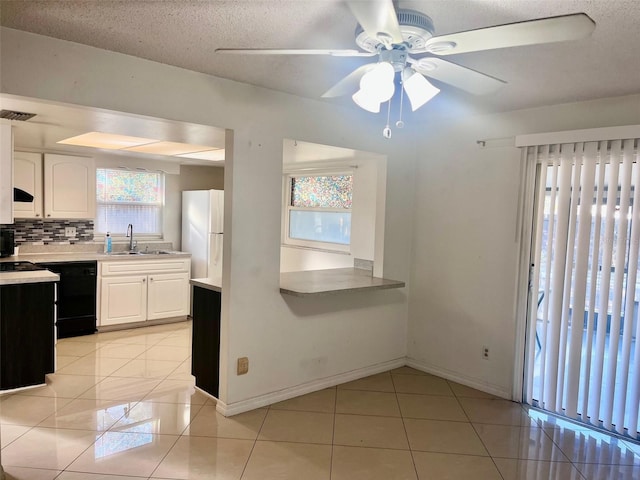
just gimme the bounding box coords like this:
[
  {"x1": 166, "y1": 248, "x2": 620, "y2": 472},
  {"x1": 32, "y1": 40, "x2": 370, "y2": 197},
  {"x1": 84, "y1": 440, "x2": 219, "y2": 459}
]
[
  {"x1": 190, "y1": 277, "x2": 222, "y2": 292},
  {"x1": 0, "y1": 271, "x2": 60, "y2": 285},
  {"x1": 279, "y1": 268, "x2": 405, "y2": 297},
  {"x1": 280, "y1": 281, "x2": 405, "y2": 297},
  {"x1": 0, "y1": 252, "x2": 190, "y2": 263}
]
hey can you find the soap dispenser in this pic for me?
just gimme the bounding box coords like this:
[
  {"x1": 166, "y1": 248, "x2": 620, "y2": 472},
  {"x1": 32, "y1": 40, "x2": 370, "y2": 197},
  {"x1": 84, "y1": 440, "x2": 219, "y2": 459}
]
[{"x1": 104, "y1": 232, "x2": 112, "y2": 253}]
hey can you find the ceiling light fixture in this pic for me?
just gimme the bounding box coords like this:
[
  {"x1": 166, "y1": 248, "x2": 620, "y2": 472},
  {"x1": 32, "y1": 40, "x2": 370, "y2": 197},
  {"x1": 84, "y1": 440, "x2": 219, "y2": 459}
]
[
  {"x1": 352, "y1": 61, "x2": 396, "y2": 113},
  {"x1": 402, "y1": 68, "x2": 440, "y2": 111},
  {"x1": 350, "y1": 55, "x2": 440, "y2": 138},
  {"x1": 57, "y1": 132, "x2": 223, "y2": 162}
]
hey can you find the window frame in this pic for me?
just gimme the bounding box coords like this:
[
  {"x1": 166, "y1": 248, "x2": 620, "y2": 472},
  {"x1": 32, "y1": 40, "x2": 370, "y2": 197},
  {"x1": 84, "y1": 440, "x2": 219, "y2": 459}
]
[
  {"x1": 95, "y1": 167, "x2": 165, "y2": 240},
  {"x1": 283, "y1": 169, "x2": 353, "y2": 253}
]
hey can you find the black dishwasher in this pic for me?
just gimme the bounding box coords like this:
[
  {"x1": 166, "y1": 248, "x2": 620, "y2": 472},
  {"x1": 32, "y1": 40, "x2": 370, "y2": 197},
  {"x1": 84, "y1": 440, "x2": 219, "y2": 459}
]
[{"x1": 38, "y1": 261, "x2": 97, "y2": 338}]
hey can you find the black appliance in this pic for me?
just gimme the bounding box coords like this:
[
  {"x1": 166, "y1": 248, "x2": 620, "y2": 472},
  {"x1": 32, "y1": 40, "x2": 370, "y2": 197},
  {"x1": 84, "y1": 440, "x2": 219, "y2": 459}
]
[
  {"x1": 0, "y1": 229, "x2": 15, "y2": 257},
  {"x1": 38, "y1": 261, "x2": 97, "y2": 338},
  {"x1": 0, "y1": 261, "x2": 46, "y2": 272}
]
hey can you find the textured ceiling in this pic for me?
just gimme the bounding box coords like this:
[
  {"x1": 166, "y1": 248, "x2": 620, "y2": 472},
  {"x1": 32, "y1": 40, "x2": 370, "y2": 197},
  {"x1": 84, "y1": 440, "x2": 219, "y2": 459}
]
[{"x1": 1, "y1": 0, "x2": 640, "y2": 116}]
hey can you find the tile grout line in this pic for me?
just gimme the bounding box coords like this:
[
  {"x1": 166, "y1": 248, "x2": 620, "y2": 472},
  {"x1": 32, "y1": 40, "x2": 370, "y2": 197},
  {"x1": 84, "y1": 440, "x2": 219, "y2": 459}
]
[
  {"x1": 534, "y1": 412, "x2": 590, "y2": 479},
  {"x1": 238, "y1": 399, "x2": 271, "y2": 480},
  {"x1": 393, "y1": 373, "x2": 421, "y2": 480},
  {"x1": 447, "y1": 379, "x2": 507, "y2": 480},
  {"x1": 329, "y1": 386, "x2": 338, "y2": 480}
]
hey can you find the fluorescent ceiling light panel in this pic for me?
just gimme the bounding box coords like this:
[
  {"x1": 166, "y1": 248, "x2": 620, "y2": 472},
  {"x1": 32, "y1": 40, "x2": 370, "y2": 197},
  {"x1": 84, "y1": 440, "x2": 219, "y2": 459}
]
[
  {"x1": 176, "y1": 149, "x2": 225, "y2": 161},
  {"x1": 125, "y1": 141, "x2": 214, "y2": 156},
  {"x1": 57, "y1": 132, "x2": 156, "y2": 149}
]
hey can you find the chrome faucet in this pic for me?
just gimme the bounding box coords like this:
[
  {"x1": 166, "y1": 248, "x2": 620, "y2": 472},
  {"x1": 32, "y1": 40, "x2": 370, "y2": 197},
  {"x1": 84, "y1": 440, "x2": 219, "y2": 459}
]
[{"x1": 126, "y1": 224, "x2": 136, "y2": 251}]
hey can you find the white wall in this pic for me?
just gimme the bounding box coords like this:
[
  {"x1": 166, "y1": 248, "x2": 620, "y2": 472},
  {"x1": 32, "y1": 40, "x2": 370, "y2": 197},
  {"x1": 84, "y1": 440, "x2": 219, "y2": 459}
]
[
  {"x1": 280, "y1": 247, "x2": 353, "y2": 273},
  {"x1": 408, "y1": 94, "x2": 640, "y2": 398},
  {"x1": 0, "y1": 28, "x2": 415, "y2": 410}
]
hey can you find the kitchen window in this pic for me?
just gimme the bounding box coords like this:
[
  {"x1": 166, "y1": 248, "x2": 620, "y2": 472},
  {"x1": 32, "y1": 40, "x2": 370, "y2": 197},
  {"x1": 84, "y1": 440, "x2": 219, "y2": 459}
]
[
  {"x1": 95, "y1": 168, "x2": 164, "y2": 236},
  {"x1": 284, "y1": 173, "x2": 352, "y2": 251}
]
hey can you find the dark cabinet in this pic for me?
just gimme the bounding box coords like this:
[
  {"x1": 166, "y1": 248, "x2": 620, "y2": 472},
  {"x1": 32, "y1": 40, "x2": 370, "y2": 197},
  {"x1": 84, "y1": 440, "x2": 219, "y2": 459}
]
[
  {"x1": 191, "y1": 286, "x2": 221, "y2": 397},
  {"x1": 0, "y1": 282, "x2": 55, "y2": 390}
]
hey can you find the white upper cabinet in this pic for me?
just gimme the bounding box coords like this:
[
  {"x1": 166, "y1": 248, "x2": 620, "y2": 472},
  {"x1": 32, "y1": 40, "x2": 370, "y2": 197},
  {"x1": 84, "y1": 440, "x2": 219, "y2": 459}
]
[
  {"x1": 0, "y1": 123, "x2": 13, "y2": 224},
  {"x1": 44, "y1": 154, "x2": 96, "y2": 219},
  {"x1": 13, "y1": 152, "x2": 43, "y2": 219}
]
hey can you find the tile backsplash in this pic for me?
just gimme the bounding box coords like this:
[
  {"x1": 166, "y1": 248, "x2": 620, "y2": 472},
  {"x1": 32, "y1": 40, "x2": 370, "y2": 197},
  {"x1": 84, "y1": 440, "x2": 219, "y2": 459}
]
[{"x1": 5, "y1": 219, "x2": 94, "y2": 245}]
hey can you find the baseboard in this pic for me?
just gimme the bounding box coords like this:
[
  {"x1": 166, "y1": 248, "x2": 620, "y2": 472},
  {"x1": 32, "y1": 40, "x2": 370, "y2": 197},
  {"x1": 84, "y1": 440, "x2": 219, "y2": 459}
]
[
  {"x1": 216, "y1": 357, "x2": 406, "y2": 417},
  {"x1": 97, "y1": 316, "x2": 189, "y2": 332},
  {"x1": 405, "y1": 358, "x2": 511, "y2": 400}
]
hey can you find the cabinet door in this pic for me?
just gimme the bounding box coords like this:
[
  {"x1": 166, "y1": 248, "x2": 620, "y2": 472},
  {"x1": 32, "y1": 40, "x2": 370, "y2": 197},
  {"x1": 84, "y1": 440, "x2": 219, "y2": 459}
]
[
  {"x1": 0, "y1": 123, "x2": 13, "y2": 224},
  {"x1": 44, "y1": 154, "x2": 96, "y2": 219},
  {"x1": 13, "y1": 152, "x2": 43, "y2": 219},
  {"x1": 100, "y1": 275, "x2": 147, "y2": 325},
  {"x1": 191, "y1": 286, "x2": 221, "y2": 397},
  {"x1": 147, "y1": 272, "x2": 190, "y2": 320},
  {"x1": 0, "y1": 282, "x2": 55, "y2": 389}
]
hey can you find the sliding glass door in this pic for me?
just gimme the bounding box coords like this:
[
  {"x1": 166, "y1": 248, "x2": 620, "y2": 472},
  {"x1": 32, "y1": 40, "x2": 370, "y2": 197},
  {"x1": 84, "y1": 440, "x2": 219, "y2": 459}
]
[{"x1": 524, "y1": 139, "x2": 640, "y2": 438}]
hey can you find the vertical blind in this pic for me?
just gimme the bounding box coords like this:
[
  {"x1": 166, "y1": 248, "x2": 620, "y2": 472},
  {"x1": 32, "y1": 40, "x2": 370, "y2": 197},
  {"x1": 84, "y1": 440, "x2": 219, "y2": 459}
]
[{"x1": 525, "y1": 138, "x2": 640, "y2": 438}]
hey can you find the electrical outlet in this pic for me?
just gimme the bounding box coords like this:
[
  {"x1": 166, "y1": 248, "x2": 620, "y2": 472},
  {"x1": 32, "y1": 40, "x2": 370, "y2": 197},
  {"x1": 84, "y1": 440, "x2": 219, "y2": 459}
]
[
  {"x1": 237, "y1": 357, "x2": 249, "y2": 375},
  {"x1": 64, "y1": 227, "x2": 76, "y2": 237},
  {"x1": 482, "y1": 346, "x2": 490, "y2": 360}
]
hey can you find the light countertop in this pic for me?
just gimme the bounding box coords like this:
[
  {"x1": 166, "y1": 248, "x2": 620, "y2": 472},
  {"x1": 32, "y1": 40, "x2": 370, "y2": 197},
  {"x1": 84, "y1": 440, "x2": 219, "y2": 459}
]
[
  {"x1": 280, "y1": 268, "x2": 405, "y2": 297},
  {"x1": 190, "y1": 277, "x2": 222, "y2": 292},
  {"x1": 0, "y1": 270, "x2": 60, "y2": 286},
  {"x1": 0, "y1": 251, "x2": 190, "y2": 264},
  {"x1": 190, "y1": 270, "x2": 405, "y2": 296},
  {"x1": 0, "y1": 250, "x2": 189, "y2": 285}
]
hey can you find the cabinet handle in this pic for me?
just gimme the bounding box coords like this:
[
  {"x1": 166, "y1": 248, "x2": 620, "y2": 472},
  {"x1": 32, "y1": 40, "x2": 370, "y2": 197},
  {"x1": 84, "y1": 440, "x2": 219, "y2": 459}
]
[
  {"x1": 47, "y1": 214, "x2": 51, "y2": 217},
  {"x1": 150, "y1": 278, "x2": 154, "y2": 282},
  {"x1": 35, "y1": 214, "x2": 40, "y2": 217},
  {"x1": 143, "y1": 278, "x2": 146, "y2": 283}
]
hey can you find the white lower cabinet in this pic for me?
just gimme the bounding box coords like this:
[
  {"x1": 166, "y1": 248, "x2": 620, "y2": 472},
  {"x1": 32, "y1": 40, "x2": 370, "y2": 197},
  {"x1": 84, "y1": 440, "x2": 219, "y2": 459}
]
[
  {"x1": 101, "y1": 275, "x2": 148, "y2": 325},
  {"x1": 99, "y1": 259, "x2": 190, "y2": 327},
  {"x1": 147, "y1": 272, "x2": 190, "y2": 320}
]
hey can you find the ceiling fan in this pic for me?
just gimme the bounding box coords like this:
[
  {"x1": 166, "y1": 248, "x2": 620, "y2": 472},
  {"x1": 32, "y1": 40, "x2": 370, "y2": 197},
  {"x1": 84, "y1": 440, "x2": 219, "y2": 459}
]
[{"x1": 216, "y1": 0, "x2": 595, "y2": 137}]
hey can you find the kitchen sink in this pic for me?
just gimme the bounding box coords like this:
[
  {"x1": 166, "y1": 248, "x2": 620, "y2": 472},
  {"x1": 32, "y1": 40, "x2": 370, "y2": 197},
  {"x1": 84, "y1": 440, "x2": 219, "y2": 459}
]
[{"x1": 109, "y1": 250, "x2": 173, "y2": 256}]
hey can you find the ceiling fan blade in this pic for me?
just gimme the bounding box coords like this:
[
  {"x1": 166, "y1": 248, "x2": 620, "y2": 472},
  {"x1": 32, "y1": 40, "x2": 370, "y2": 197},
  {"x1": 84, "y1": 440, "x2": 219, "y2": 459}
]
[
  {"x1": 215, "y1": 48, "x2": 376, "y2": 57},
  {"x1": 410, "y1": 57, "x2": 506, "y2": 95},
  {"x1": 321, "y1": 64, "x2": 376, "y2": 98},
  {"x1": 347, "y1": 0, "x2": 403, "y2": 47},
  {"x1": 425, "y1": 13, "x2": 595, "y2": 56}
]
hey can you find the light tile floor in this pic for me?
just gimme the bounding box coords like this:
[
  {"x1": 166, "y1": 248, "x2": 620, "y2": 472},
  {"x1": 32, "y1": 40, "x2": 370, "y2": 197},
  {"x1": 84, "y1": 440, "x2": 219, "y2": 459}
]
[{"x1": 1, "y1": 322, "x2": 639, "y2": 479}]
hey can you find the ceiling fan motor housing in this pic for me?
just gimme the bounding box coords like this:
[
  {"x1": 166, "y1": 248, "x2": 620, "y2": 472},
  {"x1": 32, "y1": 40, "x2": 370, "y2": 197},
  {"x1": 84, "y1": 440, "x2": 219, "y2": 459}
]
[
  {"x1": 355, "y1": 9, "x2": 435, "y2": 53},
  {"x1": 379, "y1": 48, "x2": 409, "y2": 72}
]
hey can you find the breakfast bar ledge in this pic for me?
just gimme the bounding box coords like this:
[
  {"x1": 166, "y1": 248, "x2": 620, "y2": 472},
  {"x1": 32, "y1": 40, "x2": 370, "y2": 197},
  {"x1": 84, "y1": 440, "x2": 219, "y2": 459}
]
[{"x1": 279, "y1": 267, "x2": 405, "y2": 297}]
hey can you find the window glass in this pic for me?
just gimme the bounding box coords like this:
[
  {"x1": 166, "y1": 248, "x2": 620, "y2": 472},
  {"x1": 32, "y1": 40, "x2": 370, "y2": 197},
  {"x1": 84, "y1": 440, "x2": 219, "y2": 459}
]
[
  {"x1": 97, "y1": 169, "x2": 162, "y2": 203},
  {"x1": 289, "y1": 210, "x2": 351, "y2": 245},
  {"x1": 286, "y1": 174, "x2": 353, "y2": 250},
  {"x1": 291, "y1": 175, "x2": 353, "y2": 208},
  {"x1": 96, "y1": 168, "x2": 164, "y2": 235}
]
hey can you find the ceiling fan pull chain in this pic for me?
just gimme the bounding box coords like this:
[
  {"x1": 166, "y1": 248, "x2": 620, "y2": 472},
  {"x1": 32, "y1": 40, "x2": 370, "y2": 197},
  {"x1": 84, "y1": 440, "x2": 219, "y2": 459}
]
[
  {"x1": 396, "y1": 76, "x2": 405, "y2": 129},
  {"x1": 383, "y1": 99, "x2": 392, "y2": 139}
]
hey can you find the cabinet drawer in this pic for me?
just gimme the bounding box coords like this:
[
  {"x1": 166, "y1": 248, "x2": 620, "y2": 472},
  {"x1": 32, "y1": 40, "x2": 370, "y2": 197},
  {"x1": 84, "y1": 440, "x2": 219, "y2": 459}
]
[{"x1": 100, "y1": 258, "x2": 190, "y2": 276}]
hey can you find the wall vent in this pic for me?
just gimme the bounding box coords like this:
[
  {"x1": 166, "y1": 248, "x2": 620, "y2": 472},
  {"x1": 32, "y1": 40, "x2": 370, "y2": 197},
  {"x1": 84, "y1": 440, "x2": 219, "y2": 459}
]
[{"x1": 0, "y1": 109, "x2": 37, "y2": 121}]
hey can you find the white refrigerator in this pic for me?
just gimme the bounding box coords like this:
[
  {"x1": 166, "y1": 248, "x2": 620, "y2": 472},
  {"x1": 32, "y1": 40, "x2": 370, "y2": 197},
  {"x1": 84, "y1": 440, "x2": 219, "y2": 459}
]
[{"x1": 181, "y1": 189, "x2": 224, "y2": 280}]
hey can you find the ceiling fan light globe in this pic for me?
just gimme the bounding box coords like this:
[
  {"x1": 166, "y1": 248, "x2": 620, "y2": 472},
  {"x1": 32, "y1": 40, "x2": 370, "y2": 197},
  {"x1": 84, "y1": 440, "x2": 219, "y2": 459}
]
[
  {"x1": 403, "y1": 70, "x2": 440, "y2": 111},
  {"x1": 359, "y1": 62, "x2": 396, "y2": 102},
  {"x1": 352, "y1": 89, "x2": 381, "y2": 113},
  {"x1": 360, "y1": 62, "x2": 395, "y2": 88}
]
